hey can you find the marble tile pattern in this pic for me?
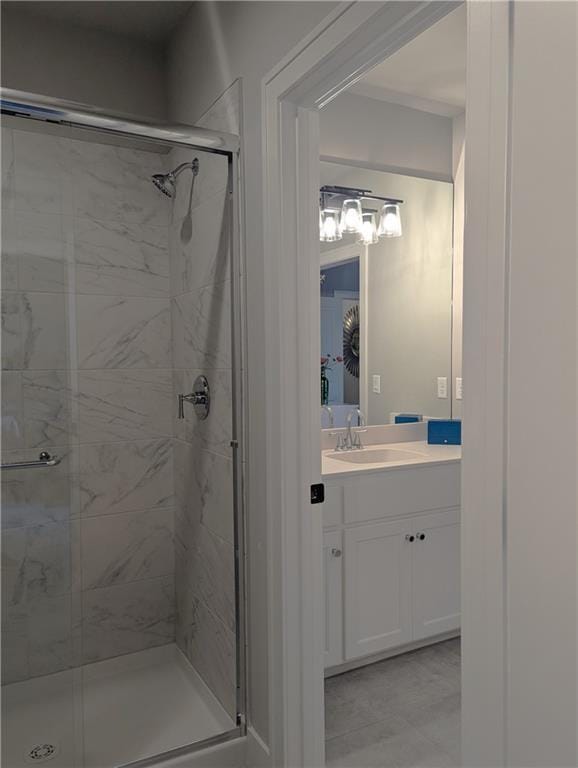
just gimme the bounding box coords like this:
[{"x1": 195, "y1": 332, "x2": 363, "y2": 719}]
[
  {"x1": 76, "y1": 296, "x2": 171, "y2": 370},
  {"x1": 74, "y1": 217, "x2": 170, "y2": 297},
  {"x1": 81, "y1": 575, "x2": 175, "y2": 663},
  {"x1": 325, "y1": 638, "x2": 461, "y2": 767},
  {"x1": 79, "y1": 438, "x2": 173, "y2": 517},
  {"x1": 80, "y1": 507, "x2": 174, "y2": 589},
  {"x1": 2, "y1": 107, "x2": 239, "y2": 715},
  {"x1": 1, "y1": 125, "x2": 177, "y2": 682},
  {"x1": 168, "y1": 84, "x2": 239, "y2": 721}
]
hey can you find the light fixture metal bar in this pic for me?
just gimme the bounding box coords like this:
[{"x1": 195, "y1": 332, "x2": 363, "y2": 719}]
[{"x1": 320, "y1": 184, "x2": 403, "y2": 205}]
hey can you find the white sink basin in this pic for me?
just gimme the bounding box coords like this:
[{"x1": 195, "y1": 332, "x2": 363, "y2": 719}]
[{"x1": 328, "y1": 447, "x2": 427, "y2": 465}]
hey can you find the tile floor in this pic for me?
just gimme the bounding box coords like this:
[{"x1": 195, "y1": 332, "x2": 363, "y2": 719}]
[
  {"x1": 2, "y1": 644, "x2": 234, "y2": 768},
  {"x1": 325, "y1": 638, "x2": 460, "y2": 768}
]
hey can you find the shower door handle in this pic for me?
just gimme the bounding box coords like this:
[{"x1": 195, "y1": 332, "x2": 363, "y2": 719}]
[{"x1": 1, "y1": 451, "x2": 61, "y2": 470}]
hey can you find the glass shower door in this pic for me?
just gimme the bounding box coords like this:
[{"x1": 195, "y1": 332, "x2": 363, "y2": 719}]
[
  {"x1": 2, "y1": 115, "x2": 240, "y2": 768},
  {"x1": 2, "y1": 121, "x2": 81, "y2": 767}
]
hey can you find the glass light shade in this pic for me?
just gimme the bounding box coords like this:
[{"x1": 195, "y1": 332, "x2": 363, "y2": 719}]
[
  {"x1": 340, "y1": 198, "x2": 363, "y2": 234},
  {"x1": 357, "y1": 212, "x2": 378, "y2": 245},
  {"x1": 319, "y1": 209, "x2": 342, "y2": 242},
  {"x1": 377, "y1": 203, "x2": 402, "y2": 238}
]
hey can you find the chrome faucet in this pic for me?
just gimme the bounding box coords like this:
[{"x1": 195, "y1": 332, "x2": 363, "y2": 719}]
[
  {"x1": 332, "y1": 431, "x2": 349, "y2": 451},
  {"x1": 321, "y1": 405, "x2": 334, "y2": 429},
  {"x1": 346, "y1": 408, "x2": 367, "y2": 450}
]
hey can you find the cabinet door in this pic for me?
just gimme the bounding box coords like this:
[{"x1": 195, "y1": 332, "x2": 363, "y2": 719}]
[
  {"x1": 323, "y1": 530, "x2": 344, "y2": 667},
  {"x1": 344, "y1": 519, "x2": 412, "y2": 660},
  {"x1": 323, "y1": 483, "x2": 343, "y2": 529},
  {"x1": 412, "y1": 509, "x2": 461, "y2": 642}
]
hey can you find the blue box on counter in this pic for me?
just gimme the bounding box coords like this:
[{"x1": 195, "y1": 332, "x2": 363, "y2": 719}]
[
  {"x1": 427, "y1": 419, "x2": 462, "y2": 445},
  {"x1": 395, "y1": 413, "x2": 423, "y2": 424}
]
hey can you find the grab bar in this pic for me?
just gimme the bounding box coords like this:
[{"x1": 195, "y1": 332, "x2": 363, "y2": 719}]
[{"x1": 1, "y1": 451, "x2": 61, "y2": 470}]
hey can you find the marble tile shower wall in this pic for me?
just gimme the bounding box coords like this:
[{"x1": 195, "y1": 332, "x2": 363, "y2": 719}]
[
  {"x1": 168, "y1": 142, "x2": 237, "y2": 720},
  {"x1": 1, "y1": 126, "x2": 176, "y2": 683}
]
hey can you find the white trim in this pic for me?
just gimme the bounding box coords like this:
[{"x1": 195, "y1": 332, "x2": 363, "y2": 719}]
[
  {"x1": 325, "y1": 630, "x2": 460, "y2": 677},
  {"x1": 461, "y1": 3, "x2": 510, "y2": 765},
  {"x1": 348, "y1": 81, "x2": 464, "y2": 118},
  {"x1": 262, "y1": 2, "x2": 509, "y2": 765}
]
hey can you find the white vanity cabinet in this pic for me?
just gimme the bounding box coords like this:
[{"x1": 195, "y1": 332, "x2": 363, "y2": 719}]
[
  {"x1": 322, "y1": 461, "x2": 461, "y2": 670},
  {"x1": 344, "y1": 518, "x2": 413, "y2": 659},
  {"x1": 411, "y1": 508, "x2": 460, "y2": 642},
  {"x1": 323, "y1": 530, "x2": 344, "y2": 667}
]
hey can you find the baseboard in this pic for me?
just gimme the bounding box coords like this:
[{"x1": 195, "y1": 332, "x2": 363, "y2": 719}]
[
  {"x1": 325, "y1": 630, "x2": 460, "y2": 677},
  {"x1": 245, "y1": 727, "x2": 272, "y2": 768}
]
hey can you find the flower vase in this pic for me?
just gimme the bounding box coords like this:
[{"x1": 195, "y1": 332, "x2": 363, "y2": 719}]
[{"x1": 321, "y1": 369, "x2": 329, "y2": 405}]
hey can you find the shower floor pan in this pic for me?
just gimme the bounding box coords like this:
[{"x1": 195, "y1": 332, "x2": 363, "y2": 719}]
[{"x1": 2, "y1": 643, "x2": 234, "y2": 768}]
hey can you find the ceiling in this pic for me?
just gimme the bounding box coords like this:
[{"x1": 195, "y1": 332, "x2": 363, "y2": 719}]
[
  {"x1": 350, "y1": 4, "x2": 466, "y2": 117},
  {"x1": 3, "y1": 1, "x2": 193, "y2": 43}
]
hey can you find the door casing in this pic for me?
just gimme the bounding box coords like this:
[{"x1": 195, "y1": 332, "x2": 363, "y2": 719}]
[{"x1": 262, "y1": 2, "x2": 510, "y2": 765}]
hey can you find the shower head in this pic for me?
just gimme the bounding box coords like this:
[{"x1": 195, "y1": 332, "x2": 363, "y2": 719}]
[
  {"x1": 152, "y1": 173, "x2": 175, "y2": 198},
  {"x1": 151, "y1": 158, "x2": 199, "y2": 199}
]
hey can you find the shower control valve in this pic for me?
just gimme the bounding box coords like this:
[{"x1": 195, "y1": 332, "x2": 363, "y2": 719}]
[{"x1": 178, "y1": 375, "x2": 211, "y2": 420}]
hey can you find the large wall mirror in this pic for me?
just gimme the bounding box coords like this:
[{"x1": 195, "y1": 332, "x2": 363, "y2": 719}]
[{"x1": 319, "y1": 160, "x2": 455, "y2": 427}]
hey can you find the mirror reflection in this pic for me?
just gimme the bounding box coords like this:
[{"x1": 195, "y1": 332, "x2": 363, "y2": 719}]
[{"x1": 319, "y1": 161, "x2": 454, "y2": 427}]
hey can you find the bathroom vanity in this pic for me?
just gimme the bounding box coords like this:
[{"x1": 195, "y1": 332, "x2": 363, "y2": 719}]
[
  {"x1": 318, "y1": 159, "x2": 462, "y2": 676},
  {"x1": 321, "y1": 425, "x2": 461, "y2": 673}
]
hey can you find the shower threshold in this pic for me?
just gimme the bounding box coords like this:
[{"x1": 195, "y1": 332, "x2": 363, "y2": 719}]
[{"x1": 2, "y1": 644, "x2": 235, "y2": 768}]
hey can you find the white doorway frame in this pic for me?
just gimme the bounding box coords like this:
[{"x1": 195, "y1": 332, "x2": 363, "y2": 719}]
[
  {"x1": 262, "y1": 3, "x2": 511, "y2": 766},
  {"x1": 321, "y1": 242, "x2": 367, "y2": 416}
]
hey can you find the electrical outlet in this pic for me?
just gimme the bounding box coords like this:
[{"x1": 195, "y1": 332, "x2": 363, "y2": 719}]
[
  {"x1": 437, "y1": 376, "x2": 448, "y2": 399},
  {"x1": 456, "y1": 377, "x2": 463, "y2": 400},
  {"x1": 372, "y1": 375, "x2": 381, "y2": 394}
]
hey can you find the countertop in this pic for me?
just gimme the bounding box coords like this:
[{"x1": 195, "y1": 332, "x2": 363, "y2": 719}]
[{"x1": 322, "y1": 440, "x2": 461, "y2": 478}]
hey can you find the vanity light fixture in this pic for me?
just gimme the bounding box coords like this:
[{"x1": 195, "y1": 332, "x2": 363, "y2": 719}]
[
  {"x1": 377, "y1": 202, "x2": 402, "y2": 239},
  {"x1": 319, "y1": 185, "x2": 403, "y2": 245},
  {"x1": 319, "y1": 208, "x2": 342, "y2": 242},
  {"x1": 340, "y1": 198, "x2": 363, "y2": 234},
  {"x1": 357, "y1": 212, "x2": 379, "y2": 245}
]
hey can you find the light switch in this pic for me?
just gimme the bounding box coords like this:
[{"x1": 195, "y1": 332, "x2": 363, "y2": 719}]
[
  {"x1": 437, "y1": 376, "x2": 448, "y2": 399},
  {"x1": 372, "y1": 375, "x2": 381, "y2": 394},
  {"x1": 456, "y1": 377, "x2": 463, "y2": 400}
]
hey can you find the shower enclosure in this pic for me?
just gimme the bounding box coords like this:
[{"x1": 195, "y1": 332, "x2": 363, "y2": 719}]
[{"x1": 1, "y1": 91, "x2": 245, "y2": 768}]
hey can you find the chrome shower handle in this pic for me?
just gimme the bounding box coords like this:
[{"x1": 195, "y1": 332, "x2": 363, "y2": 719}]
[
  {"x1": 177, "y1": 376, "x2": 211, "y2": 420},
  {"x1": 178, "y1": 392, "x2": 207, "y2": 417},
  {"x1": 177, "y1": 393, "x2": 188, "y2": 419}
]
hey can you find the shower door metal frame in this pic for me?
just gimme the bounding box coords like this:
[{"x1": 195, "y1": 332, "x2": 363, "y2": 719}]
[{"x1": 0, "y1": 89, "x2": 247, "y2": 767}]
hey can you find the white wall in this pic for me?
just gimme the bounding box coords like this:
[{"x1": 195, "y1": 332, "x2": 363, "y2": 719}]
[
  {"x1": 166, "y1": 1, "x2": 338, "y2": 748},
  {"x1": 505, "y1": 2, "x2": 576, "y2": 764},
  {"x1": 0, "y1": 4, "x2": 166, "y2": 119},
  {"x1": 451, "y1": 112, "x2": 464, "y2": 419},
  {"x1": 319, "y1": 91, "x2": 454, "y2": 181}
]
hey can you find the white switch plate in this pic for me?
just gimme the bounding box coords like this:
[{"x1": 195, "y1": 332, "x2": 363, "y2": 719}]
[
  {"x1": 437, "y1": 376, "x2": 448, "y2": 399},
  {"x1": 456, "y1": 377, "x2": 463, "y2": 400},
  {"x1": 372, "y1": 374, "x2": 381, "y2": 394}
]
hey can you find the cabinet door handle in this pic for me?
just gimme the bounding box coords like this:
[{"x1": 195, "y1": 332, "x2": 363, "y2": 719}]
[
  {"x1": 405, "y1": 534, "x2": 415, "y2": 543},
  {"x1": 417, "y1": 533, "x2": 426, "y2": 541},
  {"x1": 330, "y1": 548, "x2": 342, "y2": 557}
]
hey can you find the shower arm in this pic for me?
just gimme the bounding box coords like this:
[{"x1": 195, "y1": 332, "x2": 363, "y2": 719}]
[{"x1": 170, "y1": 159, "x2": 199, "y2": 181}]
